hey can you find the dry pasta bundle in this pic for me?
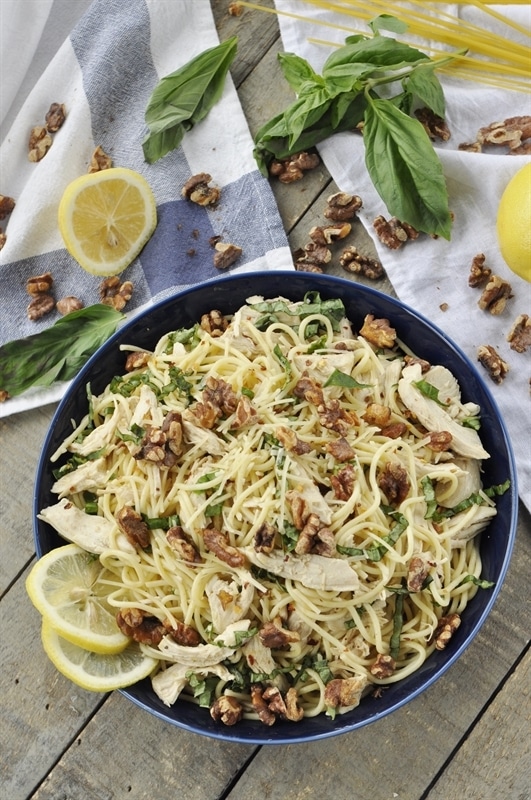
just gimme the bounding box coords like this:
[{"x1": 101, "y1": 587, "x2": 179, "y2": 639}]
[{"x1": 39, "y1": 293, "x2": 507, "y2": 725}]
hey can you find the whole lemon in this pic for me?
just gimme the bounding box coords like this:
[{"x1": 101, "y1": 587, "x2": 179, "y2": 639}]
[{"x1": 496, "y1": 162, "x2": 531, "y2": 282}]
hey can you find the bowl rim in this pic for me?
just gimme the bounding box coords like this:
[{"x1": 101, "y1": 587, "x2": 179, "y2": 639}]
[{"x1": 32, "y1": 270, "x2": 519, "y2": 744}]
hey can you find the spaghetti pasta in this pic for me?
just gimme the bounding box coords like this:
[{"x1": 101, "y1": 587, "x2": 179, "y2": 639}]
[{"x1": 40, "y1": 293, "x2": 505, "y2": 724}]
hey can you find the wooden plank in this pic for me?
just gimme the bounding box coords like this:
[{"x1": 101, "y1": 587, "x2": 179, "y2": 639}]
[
  {"x1": 31, "y1": 691, "x2": 256, "y2": 800},
  {"x1": 222, "y1": 506, "x2": 531, "y2": 800},
  {"x1": 212, "y1": 0, "x2": 280, "y2": 87},
  {"x1": 0, "y1": 561, "x2": 104, "y2": 800},
  {"x1": 426, "y1": 649, "x2": 531, "y2": 800},
  {"x1": 0, "y1": 406, "x2": 55, "y2": 594}
]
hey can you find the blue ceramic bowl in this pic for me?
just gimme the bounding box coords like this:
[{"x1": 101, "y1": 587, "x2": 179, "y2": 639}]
[{"x1": 33, "y1": 271, "x2": 518, "y2": 744}]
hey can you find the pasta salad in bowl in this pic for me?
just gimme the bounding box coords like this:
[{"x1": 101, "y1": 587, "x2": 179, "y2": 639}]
[{"x1": 33, "y1": 271, "x2": 517, "y2": 743}]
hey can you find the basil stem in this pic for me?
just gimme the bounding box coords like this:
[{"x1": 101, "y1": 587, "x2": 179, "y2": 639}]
[
  {"x1": 0, "y1": 305, "x2": 124, "y2": 398},
  {"x1": 142, "y1": 37, "x2": 238, "y2": 163}
]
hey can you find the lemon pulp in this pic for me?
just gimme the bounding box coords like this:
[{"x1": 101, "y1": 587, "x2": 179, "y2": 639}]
[
  {"x1": 58, "y1": 167, "x2": 157, "y2": 276},
  {"x1": 26, "y1": 544, "x2": 130, "y2": 654}
]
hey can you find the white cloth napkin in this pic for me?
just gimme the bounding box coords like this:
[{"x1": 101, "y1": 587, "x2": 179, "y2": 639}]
[
  {"x1": 275, "y1": 1, "x2": 531, "y2": 511},
  {"x1": 0, "y1": 0, "x2": 291, "y2": 415}
]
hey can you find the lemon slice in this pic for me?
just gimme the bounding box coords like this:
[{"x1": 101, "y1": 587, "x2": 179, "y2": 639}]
[
  {"x1": 58, "y1": 167, "x2": 157, "y2": 276},
  {"x1": 26, "y1": 544, "x2": 130, "y2": 655},
  {"x1": 41, "y1": 621, "x2": 158, "y2": 692}
]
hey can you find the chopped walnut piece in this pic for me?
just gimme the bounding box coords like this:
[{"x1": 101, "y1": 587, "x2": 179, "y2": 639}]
[
  {"x1": 284, "y1": 687, "x2": 304, "y2": 721},
  {"x1": 250, "y1": 685, "x2": 277, "y2": 726},
  {"x1": 116, "y1": 506, "x2": 150, "y2": 549},
  {"x1": 370, "y1": 653, "x2": 396, "y2": 678},
  {"x1": 431, "y1": 613, "x2": 461, "y2": 650},
  {"x1": 380, "y1": 421, "x2": 408, "y2": 439},
  {"x1": 0, "y1": 231, "x2": 6, "y2": 250},
  {"x1": 162, "y1": 410, "x2": 184, "y2": 456},
  {"x1": 373, "y1": 215, "x2": 419, "y2": 249},
  {"x1": 210, "y1": 695, "x2": 244, "y2": 726},
  {"x1": 293, "y1": 375, "x2": 325, "y2": 406},
  {"x1": 477, "y1": 344, "x2": 509, "y2": 384},
  {"x1": 362, "y1": 402, "x2": 391, "y2": 428},
  {"x1": 339, "y1": 246, "x2": 384, "y2": 280},
  {"x1": 478, "y1": 275, "x2": 513, "y2": 315},
  {"x1": 202, "y1": 527, "x2": 246, "y2": 568},
  {"x1": 428, "y1": 430, "x2": 453, "y2": 452},
  {"x1": 228, "y1": 2, "x2": 244, "y2": 15},
  {"x1": 414, "y1": 107, "x2": 451, "y2": 141},
  {"x1": 116, "y1": 608, "x2": 165, "y2": 646},
  {"x1": 181, "y1": 173, "x2": 220, "y2": 206},
  {"x1": 203, "y1": 376, "x2": 238, "y2": 417},
  {"x1": 45, "y1": 102, "x2": 66, "y2": 133},
  {"x1": 0, "y1": 195, "x2": 15, "y2": 219},
  {"x1": 213, "y1": 241, "x2": 242, "y2": 269},
  {"x1": 275, "y1": 425, "x2": 311, "y2": 455},
  {"x1": 27, "y1": 294, "x2": 55, "y2": 320},
  {"x1": 360, "y1": 314, "x2": 397, "y2": 349},
  {"x1": 404, "y1": 354, "x2": 431, "y2": 373},
  {"x1": 287, "y1": 491, "x2": 308, "y2": 530},
  {"x1": 232, "y1": 395, "x2": 257, "y2": 428},
  {"x1": 309, "y1": 223, "x2": 351, "y2": 245},
  {"x1": 468, "y1": 253, "x2": 492, "y2": 288},
  {"x1": 477, "y1": 116, "x2": 531, "y2": 152},
  {"x1": 200, "y1": 309, "x2": 228, "y2": 337},
  {"x1": 407, "y1": 554, "x2": 434, "y2": 592},
  {"x1": 56, "y1": 296, "x2": 84, "y2": 315},
  {"x1": 26, "y1": 272, "x2": 53, "y2": 296},
  {"x1": 294, "y1": 512, "x2": 322, "y2": 555},
  {"x1": 318, "y1": 398, "x2": 358, "y2": 436},
  {"x1": 324, "y1": 192, "x2": 362, "y2": 221},
  {"x1": 378, "y1": 461, "x2": 410, "y2": 505},
  {"x1": 269, "y1": 151, "x2": 320, "y2": 183},
  {"x1": 124, "y1": 351, "x2": 150, "y2": 372},
  {"x1": 507, "y1": 314, "x2": 531, "y2": 353},
  {"x1": 163, "y1": 618, "x2": 201, "y2": 646},
  {"x1": 99, "y1": 276, "x2": 134, "y2": 310},
  {"x1": 28, "y1": 125, "x2": 53, "y2": 162},
  {"x1": 330, "y1": 464, "x2": 356, "y2": 501},
  {"x1": 253, "y1": 522, "x2": 277, "y2": 553},
  {"x1": 326, "y1": 436, "x2": 355, "y2": 462},
  {"x1": 259, "y1": 618, "x2": 300, "y2": 649},
  {"x1": 88, "y1": 145, "x2": 112, "y2": 173},
  {"x1": 0, "y1": 389, "x2": 10, "y2": 402},
  {"x1": 324, "y1": 676, "x2": 366, "y2": 709},
  {"x1": 167, "y1": 525, "x2": 202, "y2": 563},
  {"x1": 293, "y1": 241, "x2": 331, "y2": 272},
  {"x1": 458, "y1": 141, "x2": 483, "y2": 153}
]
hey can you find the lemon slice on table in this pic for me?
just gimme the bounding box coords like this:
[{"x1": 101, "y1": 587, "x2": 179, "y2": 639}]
[
  {"x1": 58, "y1": 167, "x2": 157, "y2": 276},
  {"x1": 41, "y1": 621, "x2": 158, "y2": 692},
  {"x1": 26, "y1": 544, "x2": 130, "y2": 655}
]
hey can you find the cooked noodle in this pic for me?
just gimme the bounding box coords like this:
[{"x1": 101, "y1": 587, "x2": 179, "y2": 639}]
[{"x1": 42, "y1": 293, "x2": 502, "y2": 722}]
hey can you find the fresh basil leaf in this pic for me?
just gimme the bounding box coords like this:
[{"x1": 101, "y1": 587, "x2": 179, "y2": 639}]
[
  {"x1": 484, "y1": 479, "x2": 510, "y2": 497},
  {"x1": 390, "y1": 591, "x2": 404, "y2": 660},
  {"x1": 421, "y1": 475, "x2": 438, "y2": 520},
  {"x1": 405, "y1": 63, "x2": 446, "y2": 118},
  {"x1": 324, "y1": 369, "x2": 371, "y2": 389},
  {"x1": 462, "y1": 416, "x2": 481, "y2": 431},
  {"x1": 323, "y1": 35, "x2": 429, "y2": 78},
  {"x1": 0, "y1": 305, "x2": 124, "y2": 398},
  {"x1": 459, "y1": 575, "x2": 495, "y2": 589},
  {"x1": 278, "y1": 51, "x2": 323, "y2": 92},
  {"x1": 369, "y1": 14, "x2": 409, "y2": 35},
  {"x1": 414, "y1": 379, "x2": 449, "y2": 405},
  {"x1": 363, "y1": 98, "x2": 452, "y2": 238},
  {"x1": 143, "y1": 37, "x2": 237, "y2": 163}
]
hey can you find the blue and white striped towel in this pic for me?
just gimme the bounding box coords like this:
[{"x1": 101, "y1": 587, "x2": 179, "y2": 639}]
[{"x1": 0, "y1": 0, "x2": 291, "y2": 415}]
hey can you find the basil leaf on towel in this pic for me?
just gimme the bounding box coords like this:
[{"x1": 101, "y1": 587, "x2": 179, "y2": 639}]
[
  {"x1": 142, "y1": 36, "x2": 238, "y2": 163},
  {"x1": 0, "y1": 305, "x2": 124, "y2": 398}
]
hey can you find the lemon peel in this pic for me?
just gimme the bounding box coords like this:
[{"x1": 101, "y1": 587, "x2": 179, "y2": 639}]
[{"x1": 496, "y1": 163, "x2": 531, "y2": 283}]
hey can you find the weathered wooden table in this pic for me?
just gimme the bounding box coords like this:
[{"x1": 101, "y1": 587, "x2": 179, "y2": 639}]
[{"x1": 1, "y1": 2, "x2": 529, "y2": 798}]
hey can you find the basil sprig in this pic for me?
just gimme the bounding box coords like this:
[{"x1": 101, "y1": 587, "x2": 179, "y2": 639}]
[
  {"x1": 142, "y1": 36, "x2": 238, "y2": 163},
  {"x1": 0, "y1": 305, "x2": 124, "y2": 398},
  {"x1": 254, "y1": 24, "x2": 456, "y2": 238}
]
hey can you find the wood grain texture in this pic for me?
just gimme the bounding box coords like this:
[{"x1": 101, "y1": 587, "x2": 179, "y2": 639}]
[{"x1": 426, "y1": 649, "x2": 531, "y2": 800}]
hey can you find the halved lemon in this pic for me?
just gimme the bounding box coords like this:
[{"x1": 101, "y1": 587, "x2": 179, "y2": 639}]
[
  {"x1": 58, "y1": 167, "x2": 157, "y2": 276},
  {"x1": 41, "y1": 621, "x2": 158, "y2": 692},
  {"x1": 26, "y1": 544, "x2": 130, "y2": 655}
]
